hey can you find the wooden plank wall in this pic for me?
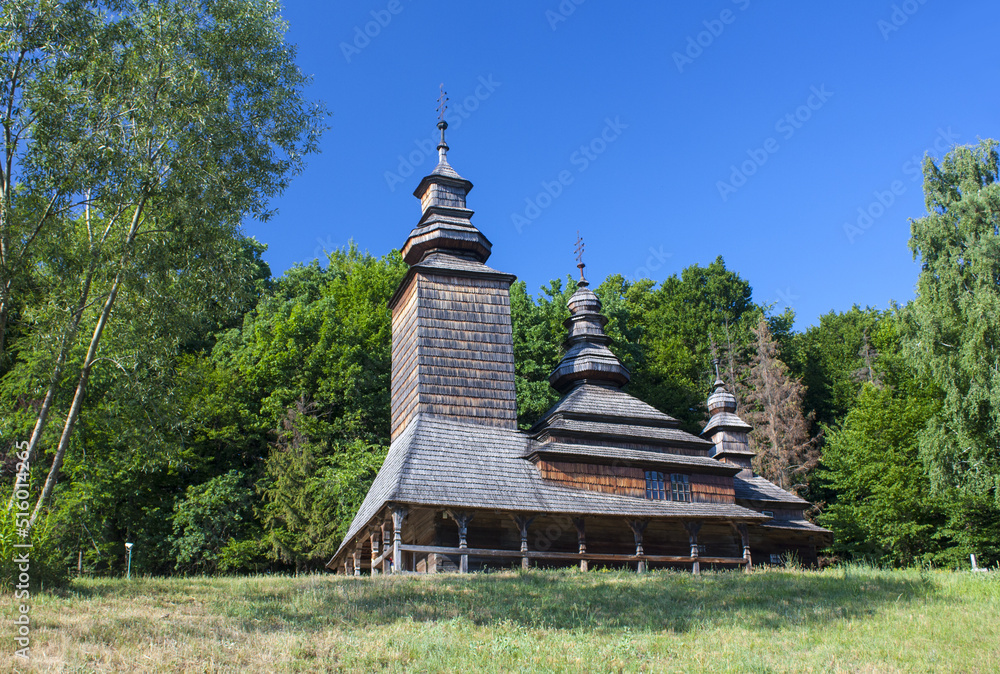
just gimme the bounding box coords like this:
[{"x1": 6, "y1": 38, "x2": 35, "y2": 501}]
[
  {"x1": 390, "y1": 270, "x2": 518, "y2": 440},
  {"x1": 538, "y1": 460, "x2": 735, "y2": 504},
  {"x1": 690, "y1": 474, "x2": 735, "y2": 503},
  {"x1": 537, "y1": 460, "x2": 646, "y2": 497}
]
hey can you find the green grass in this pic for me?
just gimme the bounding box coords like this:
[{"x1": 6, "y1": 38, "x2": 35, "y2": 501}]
[{"x1": 4, "y1": 566, "x2": 998, "y2": 672}]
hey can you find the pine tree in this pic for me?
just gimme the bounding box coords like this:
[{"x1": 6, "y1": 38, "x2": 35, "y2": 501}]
[{"x1": 742, "y1": 319, "x2": 817, "y2": 491}]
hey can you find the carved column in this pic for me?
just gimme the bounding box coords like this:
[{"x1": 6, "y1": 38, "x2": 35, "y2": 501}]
[
  {"x1": 512, "y1": 515, "x2": 535, "y2": 571},
  {"x1": 684, "y1": 521, "x2": 703, "y2": 575},
  {"x1": 381, "y1": 517, "x2": 392, "y2": 574},
  {"x1": 370, "y1": 527, "x2": 381, "y2": 577},
  {"x1": 449, "y1": 511, "x2": 474, "y2": 573},
  {"x1": 574, "y1": 518, "x2": 587, "y2": 572},
  {"x1": 391, "y1": 506, "x2": 408, "y2": 574},
  {"x1": 737, "y1": 523, "x2": 752, "y2": 572},
  {"x1": 627, "y1": 520, "x2": 649, "y2": 573},
  {"x1": 352, "y1": 540, "x2": 362, "y2": 577}
]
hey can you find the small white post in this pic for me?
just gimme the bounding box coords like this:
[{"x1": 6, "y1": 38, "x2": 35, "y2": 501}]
[{"x1": 125, "y1": 542, "x2": 134, "y2": 580}]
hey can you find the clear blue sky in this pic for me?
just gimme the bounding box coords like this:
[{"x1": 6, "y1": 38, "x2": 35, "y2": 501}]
[{"x1": 249, "y1": 0, "x2": 1000, "y2": 329}]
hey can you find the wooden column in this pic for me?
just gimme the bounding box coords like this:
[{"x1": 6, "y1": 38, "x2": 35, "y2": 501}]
[
  {"x1": 370, "y1": 527, "x2": 381, "y2": 577},
  {"x1": 574, "y1": 518, "x2": 587, "y2": 572},
  {"x1": 391, "y1": 506, "x2": 408, "y2": 575},
  {"x1": 627, "y1": 520, "x2": 649, "y2": 573},
  {"x1": 381, "y1": 517, "x2": 392, "y2": 574},
  {"x1": 512, "y1": 515, "x2": 535, "y2": 571},
  {"x1": 737, "y1": 523, "x2": 752, "y2": 572},
  {"x1": 449, "y1": 511, "x2": 473, "y2": 573},
  {"x1": 352, "y1": 540, "x2": 362, "y2": 577},
  {"x1": 684, "y1": 521, "x2": 703, "y2": 575}
]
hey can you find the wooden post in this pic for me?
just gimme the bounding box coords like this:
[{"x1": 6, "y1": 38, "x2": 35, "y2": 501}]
[
  {"x1": 370, "y1": 527, "x2": 381, "y2": 577},
  {"x1": 391, "y1": 506, "x2": 408, "y2": 574},
  {"x1": 736, "y1": 523, "x2": 752, "y2": 572},
  {"x1": 381, "y1": 517, "x2": 392, "y2": 574},
  {"x1": 512, "y1": 515, "x2": 535, "y2": 571},
  {"x1": 352, "y1": 540, "x2": 362, "y2": 577},
  {"x1": 449, "y1": 511, "x2": 473, "y2": 573},
  {"x1": 574, "y1": 518, "x2": 587, "y2": 572},
  {"x1": 684, "y1": 521, "x2": 703, "y2": 575},
  {"x1": 627, "y1": 520, "x2": 649, "y2": 573}
]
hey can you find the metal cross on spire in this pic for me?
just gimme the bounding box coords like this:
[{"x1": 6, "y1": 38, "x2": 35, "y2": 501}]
[
  {"x1": 575, "y1": 231, "x2": 587, "y2": 282},
  {"x1": 436, "y1": 84, "x2": 450, "y2": 159},
  {"x1": 437, "y1": 83, "x2": 449, "y2": 122}
]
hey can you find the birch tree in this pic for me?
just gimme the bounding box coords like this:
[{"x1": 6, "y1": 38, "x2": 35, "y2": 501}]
[{"x1": 1, "y1": 0, "x2": 324, "y2": 525}]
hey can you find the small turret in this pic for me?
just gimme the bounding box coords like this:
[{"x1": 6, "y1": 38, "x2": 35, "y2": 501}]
[
  {"x1": 701, "y1": 359, "x2": 754, "y2": 476},
  {"x1": 548, "y1": 234, "x2": 631, "y2": 393}
]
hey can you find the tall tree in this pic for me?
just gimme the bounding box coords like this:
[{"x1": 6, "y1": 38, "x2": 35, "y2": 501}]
[
  {"x1": 742, "y1": 318, "x2": 817, "y2": 491},
  {"x1": 903, "y1": 139, "x2": 1000, "y2": 560},
  {"x1": 4, "y1": 0, "x2": 325, "y2": 525},
  {"x1": 818, "y1": 316, "x2": 949, "y2": 566}
]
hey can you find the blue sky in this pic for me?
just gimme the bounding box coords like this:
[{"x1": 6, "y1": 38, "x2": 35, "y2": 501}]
[{"x1": 250, "y1": 0, "x2": 1000, "y2": 329}]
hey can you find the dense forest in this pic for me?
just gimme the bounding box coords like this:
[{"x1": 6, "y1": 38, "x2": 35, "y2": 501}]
[{"x1": 3, "y1": 1, "x2": 999, "y2": 585}]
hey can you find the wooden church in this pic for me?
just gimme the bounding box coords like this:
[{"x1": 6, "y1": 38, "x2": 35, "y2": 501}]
[{"x1": 326, "y1": 120, "x2": 830, "y2": 575}]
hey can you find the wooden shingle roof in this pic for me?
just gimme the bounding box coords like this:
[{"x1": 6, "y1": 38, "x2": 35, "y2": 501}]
[{"x1": 332, "y1": 414, "x2": 768, "y2": 561}]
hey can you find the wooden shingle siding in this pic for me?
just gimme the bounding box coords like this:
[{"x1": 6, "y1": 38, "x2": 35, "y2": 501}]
[
  {"x1": 690, "y1": 474, "x2": 736, "y2": 503},
  {"x1": 391, "y1": 269, "x2": 517, "y2": 440},
  {"x1": 538, "y1": 460, "x2": 645, "y2": 497}
]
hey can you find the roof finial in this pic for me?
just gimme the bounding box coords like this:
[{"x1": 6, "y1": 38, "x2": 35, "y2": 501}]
[
  {"x1": 712, "y1": 357, "x2": 722, "y2": 381},
  {"x1": 575, "y1": 231, "x2": 587, "y2": 284},
  {"x1": 436, "y1": 84, "x2": 449, "y2": 162}
]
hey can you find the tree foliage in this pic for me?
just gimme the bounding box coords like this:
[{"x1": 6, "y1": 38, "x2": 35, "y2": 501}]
[{"x1": 903, "y1": 139, "x2": 1000, "y2": 560}]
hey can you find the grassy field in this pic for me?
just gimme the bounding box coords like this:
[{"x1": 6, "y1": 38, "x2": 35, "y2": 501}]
[{"x1": 3, "y1": 565, "x2": 997, "y2": 672}]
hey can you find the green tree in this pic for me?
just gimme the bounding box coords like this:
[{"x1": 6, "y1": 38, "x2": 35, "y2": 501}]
[
  {"x1": 903, "y1": 139, "x2": 1000, "y2": 562},
  {"x1": 3, "y1": 0, "x2": 324, "y2": 526},
  {"x1": 170, "y1": 470, "x2": 259, "y2": 574}
]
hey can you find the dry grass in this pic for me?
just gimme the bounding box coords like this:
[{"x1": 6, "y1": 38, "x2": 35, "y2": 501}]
[{"x1": 3, "y1": 565, "x2": 998, "y2": 672}]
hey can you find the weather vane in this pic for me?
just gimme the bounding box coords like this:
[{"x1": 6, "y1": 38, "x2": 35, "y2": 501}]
[
  {"x1": 575, "y1": 231, "x2": 586, "y2": 282},
  {"x1": 437, "y1": 84, "x2": 449, "y2": 123}
]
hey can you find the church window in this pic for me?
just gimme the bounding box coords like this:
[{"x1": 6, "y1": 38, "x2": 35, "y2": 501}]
[
  {"x1": 670, "y1": 474, "x2": 691, "y2": 502},
  {"x1": 645, "y1": 471, "x2": 666, "y2": 500}
]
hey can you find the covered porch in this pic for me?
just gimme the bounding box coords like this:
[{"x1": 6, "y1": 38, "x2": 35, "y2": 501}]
[{"x1": 332, "y1": 504, "x2": 757, "y2": 575}]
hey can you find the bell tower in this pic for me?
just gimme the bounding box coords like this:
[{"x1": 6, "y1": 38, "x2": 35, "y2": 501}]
[{"x1": 388, "y1": 109, "x2": 518, "y2": 439}]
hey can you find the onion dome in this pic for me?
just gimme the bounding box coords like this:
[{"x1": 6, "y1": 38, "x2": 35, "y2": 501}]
[
  {"x1": 548, "y1": 245, "x2": 631, "y2": 393},
  {"x1": 401, "y1": 119, "x2": 493, "y2": 265}
]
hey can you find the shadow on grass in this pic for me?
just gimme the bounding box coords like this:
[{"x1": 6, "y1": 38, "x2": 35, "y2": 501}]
[{"x1": 215, "y1": 568, "x2": 938, "y2": 634}]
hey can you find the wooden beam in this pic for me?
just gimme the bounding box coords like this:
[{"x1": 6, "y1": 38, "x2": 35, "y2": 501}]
[
  {"x1": 511, "y1": 514, "x2": 535, "y2": 571},
  {"x1": 352, "y1": 539, "x2": 363, "y2": 578},
  {"x1": 574, "y1": 517, "x2": 587, "y2": 572},
  {"x1": 627, "y1": 519, "x2": 649, "y2": 573},
  {"x1": 381, "y1": 516, "x2": 392, "y2": 575},
  {"x1": 447, "y1": 510, "x2": 474, "y2": 573},
  {"x1": 396, "y1": 544, "x2": 746, "y2": 565},
  {"x1": 391, "y1": 506, "x2": 408, "y2": 575},
  {"x1": 684, "y1": 520, "x2": 703, "y2": 575},
  {"x1": 735, "y1": 522, "x2": 752, "y2": 572},
  {"x1": 369, "y1": 527, "x2": 381, "y2": 577}
]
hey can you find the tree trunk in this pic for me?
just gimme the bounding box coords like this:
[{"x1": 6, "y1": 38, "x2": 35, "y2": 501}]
[{"x1": 29, "y1": 195, "x2": 147, "y2": 526}]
